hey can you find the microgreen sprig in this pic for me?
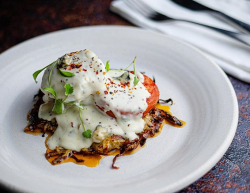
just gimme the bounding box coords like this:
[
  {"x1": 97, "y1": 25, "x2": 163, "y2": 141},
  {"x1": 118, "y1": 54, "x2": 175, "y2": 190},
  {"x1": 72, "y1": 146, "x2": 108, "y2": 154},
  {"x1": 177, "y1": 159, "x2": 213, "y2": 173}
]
[
  {"x1": 52, "y1": 99, "x2": 64, "y2": 114},
  {"x1": 106, "y1": 61, "x2": 110, "y2": 72},
  {"x1": 132, "y1": 57, "x2": 139, "y2": 86},
  {"x1": 108, "y1": 57, "x2": 139, "y2": 86},
  {"x1": 63, "y1": 83, "x2": 74, "y2": 102},
  {"x1": 48, "y1": 61, "x2": 58, "y2": 87},
  {"x1": 51, "y1": 83, "x2": 74, "y2": 114},
  {"x1": 43, "y1": 61, "x2": 58, "y2": 99},
  {"x1": 119, "y1": 56, "x2": 137, "y2": 72},
  {"x1": 67, "y1": 101, "x2": 91, "y2": 138},
  {"x1": 32, "y1": 57, "x2": 91, "y2": 138},
  {"x1": 33, "y1": 61, "x2": 57, "y2": 83},
  {"x1": 82, "y1": 130, "x2": 92, "y2": 138},
  {"x1": 43, "y1": 87, "x2": 57, "y2": 98},
  {"x1": 58, "y1": 68, "x2": 75, "y2": 77},
  {"x1": 33, "y1": 56, "x2": 77, "y2": 114},
  {"x1": 33, "y1": 57, "x2": 76, "y2": 85},
  {"x1": 79, "y1": 107, "x2": 92, "y2": 138}
]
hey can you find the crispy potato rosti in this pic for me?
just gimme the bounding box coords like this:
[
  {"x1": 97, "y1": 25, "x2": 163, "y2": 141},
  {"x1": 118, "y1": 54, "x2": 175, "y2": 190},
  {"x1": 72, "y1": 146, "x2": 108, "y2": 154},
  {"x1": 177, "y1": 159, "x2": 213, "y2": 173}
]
[{"x1": 24, "y1": 91, "x2": 183, "y2": 169}]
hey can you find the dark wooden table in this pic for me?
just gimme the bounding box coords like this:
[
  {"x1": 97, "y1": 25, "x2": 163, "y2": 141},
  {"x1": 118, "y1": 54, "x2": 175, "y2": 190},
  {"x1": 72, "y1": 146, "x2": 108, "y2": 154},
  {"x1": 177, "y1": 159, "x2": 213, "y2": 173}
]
[{"x1": 1, "y1": 1, "x2": 249, "y2": 192}]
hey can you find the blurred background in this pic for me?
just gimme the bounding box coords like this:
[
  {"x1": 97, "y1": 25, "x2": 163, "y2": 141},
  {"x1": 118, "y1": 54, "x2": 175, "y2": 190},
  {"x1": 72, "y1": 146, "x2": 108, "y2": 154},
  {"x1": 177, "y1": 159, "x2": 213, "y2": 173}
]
[{"x1": 0, "y1": 0, "x2": 130, "y2": 53}]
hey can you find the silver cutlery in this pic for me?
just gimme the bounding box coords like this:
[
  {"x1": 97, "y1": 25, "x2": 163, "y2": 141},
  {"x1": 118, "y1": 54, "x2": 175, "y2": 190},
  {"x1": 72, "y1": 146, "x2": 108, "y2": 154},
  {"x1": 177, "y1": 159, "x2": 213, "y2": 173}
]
[
  {"x1": 124, "y1": 0, "x2": 250, "y2": 47},
  {"x1": 171, "y1": 0, "x2": 250, "y2": 34}
]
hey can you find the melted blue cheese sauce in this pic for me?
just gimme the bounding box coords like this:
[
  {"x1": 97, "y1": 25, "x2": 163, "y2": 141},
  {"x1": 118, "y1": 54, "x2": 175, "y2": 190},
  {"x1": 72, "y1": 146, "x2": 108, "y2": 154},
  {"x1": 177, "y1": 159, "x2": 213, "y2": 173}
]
[{"x1": 39, "y1": 49, "x2": 150, "y2": 152}]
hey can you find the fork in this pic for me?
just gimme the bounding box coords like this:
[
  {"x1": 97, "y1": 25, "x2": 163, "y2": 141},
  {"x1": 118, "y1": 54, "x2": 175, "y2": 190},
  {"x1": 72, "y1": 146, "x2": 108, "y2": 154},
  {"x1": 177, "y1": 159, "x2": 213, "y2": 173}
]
[
  {"x1": 124, "y1": 0, "x2": 250, "y2": 47},
  {"x1": 171, "y1": 0, "x2": 250, "y2": 34}
]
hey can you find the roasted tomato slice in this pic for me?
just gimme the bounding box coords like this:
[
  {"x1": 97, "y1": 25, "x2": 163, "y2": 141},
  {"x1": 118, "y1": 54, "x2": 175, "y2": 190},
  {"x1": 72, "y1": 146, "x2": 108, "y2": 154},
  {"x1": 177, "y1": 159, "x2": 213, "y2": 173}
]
[
  {"x1": 142, "y1": 74, "x2": 159, "y2": 116},
  {"x1": 97, "y1": 73, "x2": 159, "y2": 118}
]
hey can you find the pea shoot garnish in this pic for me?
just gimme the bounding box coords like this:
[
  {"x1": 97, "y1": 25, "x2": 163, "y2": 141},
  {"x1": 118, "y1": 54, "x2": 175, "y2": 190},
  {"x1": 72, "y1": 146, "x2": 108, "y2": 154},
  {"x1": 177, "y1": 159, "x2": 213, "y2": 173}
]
[
  {"x1": 106, "y1": 61, "x2": 110, "y2": 72},
  {"x1": 48, "y1": 61, "x2": 58, "y2": 87},
  {"x1": 43, "y1": 87, "x2": 57, "y2": 98},
  {"x1": 82, "y1": 129, "x2": 92, "y2": 138},
  {"x1": 32, "y1": 56, "x2": 78, "y2": 114},
  {"x1": 122, "y1": 56, "x2": 139, "y2": 86},
  {"x1": 58, "y1": 68, "x2": 75, "y2": 77},
  {"x1": 41, "y1": 60, "x2": 58, "y2": 99},
  {"x1": 63, "y1": 83, "x2": 74, "y2": 102},
  {"x1": 52, "y1": 99, "x2": 64, "y2": 114},
  {"x1": 33, "y1": 61, "x2": 57, "y2": 83},
  {"x1": 119, "y1": 56, "x2": 136, "y2": 72},
  {"x1": 132, "y1": 57, "x2": 139, "y2": 86},
  {"x1": 32, "y1": 56, "x2": 75, "y2": 85},
  {"x1": 79, "y1": 107, "x2": 92, "y2": 139},
  {"x1": 44, "y1": 82, "x2": 91, "y2": 139},
  {"x1": 46, "y1": 83, "x2": 73, "y2": 114},
  {"x1": 110, "y1": 56, "x2": 139, "y2": 86},
  {"x1": 42, "y1": 61, "x2": 58, "y2": 99}
]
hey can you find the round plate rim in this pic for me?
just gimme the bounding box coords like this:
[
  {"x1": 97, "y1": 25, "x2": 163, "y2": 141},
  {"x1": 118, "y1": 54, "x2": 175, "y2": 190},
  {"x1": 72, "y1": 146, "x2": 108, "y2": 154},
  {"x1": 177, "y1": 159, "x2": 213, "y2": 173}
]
[{"x1": 0, "y1": 25, "x2": 239, "y2": 193}]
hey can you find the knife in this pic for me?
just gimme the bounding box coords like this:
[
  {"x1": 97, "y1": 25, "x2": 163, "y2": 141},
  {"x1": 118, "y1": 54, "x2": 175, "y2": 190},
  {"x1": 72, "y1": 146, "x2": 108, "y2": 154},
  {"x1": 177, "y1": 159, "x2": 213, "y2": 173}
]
[{"x1": 170, "y1": 0, "x2": 250, "y2": 34}]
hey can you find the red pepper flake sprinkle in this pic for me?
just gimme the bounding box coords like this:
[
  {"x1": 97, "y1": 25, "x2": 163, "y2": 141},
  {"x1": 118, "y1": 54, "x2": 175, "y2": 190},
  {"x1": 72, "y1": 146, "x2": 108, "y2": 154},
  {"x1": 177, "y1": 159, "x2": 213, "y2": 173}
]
[
  {"x1": 82, "y1": 68, "x2": 87, "y2": 71},
  {"x1": 70, "y1": 64, "x2": 82, "y2": 69},
  {"x1": 104, "y1": 91, "x2": 108, "y2": 95},
  {"x1": 96, "y1": 71, "x2": 99, "y2": 75}
]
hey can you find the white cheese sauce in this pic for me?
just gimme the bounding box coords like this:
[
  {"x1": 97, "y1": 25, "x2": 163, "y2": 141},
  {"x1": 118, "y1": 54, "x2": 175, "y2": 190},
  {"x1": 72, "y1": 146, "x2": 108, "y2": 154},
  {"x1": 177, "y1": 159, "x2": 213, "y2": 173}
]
[{"x1": 39, "y1": 49, "x2": 150, "y2": 151}]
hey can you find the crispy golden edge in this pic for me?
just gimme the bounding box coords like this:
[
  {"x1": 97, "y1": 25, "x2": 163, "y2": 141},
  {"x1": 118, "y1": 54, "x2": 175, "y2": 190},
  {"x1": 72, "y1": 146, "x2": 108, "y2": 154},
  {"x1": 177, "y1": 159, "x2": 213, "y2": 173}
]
[{"x1": 24, "y1": 91, "x2": 182, "y2": 168}]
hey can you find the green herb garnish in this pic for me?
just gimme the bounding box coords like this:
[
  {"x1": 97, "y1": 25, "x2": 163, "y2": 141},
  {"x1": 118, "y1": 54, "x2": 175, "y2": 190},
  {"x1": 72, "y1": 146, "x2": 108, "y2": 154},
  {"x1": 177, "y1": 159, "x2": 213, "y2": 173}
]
[
  {"x1": 58, "y1": 68, "x2": 75, "y2": 77},
  {"x1": 106, "y1": 61, "x2": 110, "y2": 72},
  {"x1": 64, "y1": 83, "x2": 74, "y2": 99},
  {"x1": 119, "y1": 56, "x2": 137, "y2": 72},
  {"x1": 33, "y1": 58, "x2": 80, "y2": 119},
  {"x1": 113, "y1": 56, "x2": 139, "y2": 86},
  {"x1": 79, "y1": 107, "x2": 92, "y2": 139},
  {"x1": 43, "y1": 87, "x2": 57, "y2": 98},
  {"x1": 48, "y1": 61, "x2": 58, "y2": 87},
  {"x1": 33, "y1": 61, "x2": 57, "y2": 83},
  {"x1": 133, "y1": 57, "x2": 139, "y2": 86},
  {"x1": 82, "y1": 129, "x2": 92, "y2": 138},
  {"x1": 52, "y1": 99, "x2": 64, "y2": 114},
  {"x1": 50, "y1": 83, "x2": 74, "y2": 114},
  {"x1": 33, "y1": 57, "x2": 75, "y2": 85}
]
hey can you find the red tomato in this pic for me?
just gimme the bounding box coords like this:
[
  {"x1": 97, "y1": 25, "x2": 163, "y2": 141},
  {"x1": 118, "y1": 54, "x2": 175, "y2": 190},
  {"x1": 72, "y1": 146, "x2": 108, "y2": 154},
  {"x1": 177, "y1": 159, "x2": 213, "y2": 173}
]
[
  {"x1": 98, "y1": 73, "x2": 159, "y2": 118},
  {"x1": 142, "y1": 74, "x2": 159, "y2": 116}
]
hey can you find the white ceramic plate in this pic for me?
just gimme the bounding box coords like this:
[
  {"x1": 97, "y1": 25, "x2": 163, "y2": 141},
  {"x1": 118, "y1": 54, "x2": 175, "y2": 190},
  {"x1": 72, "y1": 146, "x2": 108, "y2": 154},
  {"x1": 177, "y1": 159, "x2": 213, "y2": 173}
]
[{"x1": 0, "y1": 26, "x2": 238, "y2": 193}]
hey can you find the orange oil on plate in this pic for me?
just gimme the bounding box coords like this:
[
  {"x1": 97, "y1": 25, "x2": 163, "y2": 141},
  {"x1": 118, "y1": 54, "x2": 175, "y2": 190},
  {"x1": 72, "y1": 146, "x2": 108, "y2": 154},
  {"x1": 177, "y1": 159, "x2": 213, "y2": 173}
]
[{"x1": 29, "y1": 104, "x2": 185, "y2": 168}]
